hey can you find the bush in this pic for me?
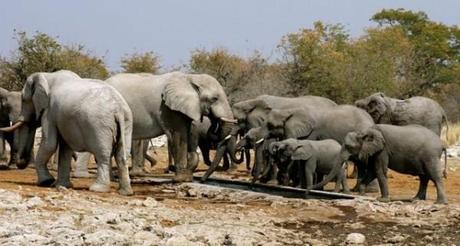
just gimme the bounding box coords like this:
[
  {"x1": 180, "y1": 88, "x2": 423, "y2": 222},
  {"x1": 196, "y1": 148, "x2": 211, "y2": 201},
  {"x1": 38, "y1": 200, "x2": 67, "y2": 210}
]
[{"x1": 120, "y1": 51, "x2": 160, "y2": 74}]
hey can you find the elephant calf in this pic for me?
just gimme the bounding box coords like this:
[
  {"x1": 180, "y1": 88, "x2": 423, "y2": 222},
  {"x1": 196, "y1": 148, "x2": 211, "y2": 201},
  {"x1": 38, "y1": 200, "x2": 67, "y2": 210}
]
[
  {"x1": 270, "y1": 138, "x2": 349, "y2": 193},
  {"x1": 341, "y1": 124, "x2": 448, "y2": 204}
]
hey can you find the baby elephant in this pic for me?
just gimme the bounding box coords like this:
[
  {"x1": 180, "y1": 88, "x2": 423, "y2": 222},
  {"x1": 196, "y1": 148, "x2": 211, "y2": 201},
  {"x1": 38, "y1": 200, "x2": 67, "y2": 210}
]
[
  {"x1": 270, "y1": 138, "x2": 349, "y2": 194},
  {"x1": 342, "y1": 124, "x2": 448, "y2": 204}
]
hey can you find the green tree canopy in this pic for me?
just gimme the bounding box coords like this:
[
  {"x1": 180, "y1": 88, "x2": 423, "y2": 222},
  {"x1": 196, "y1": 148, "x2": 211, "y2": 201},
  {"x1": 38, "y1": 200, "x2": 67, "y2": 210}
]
[
  {"x1": 0, "y1": 31, "x2": 108, "y2": 90},
  {"x1": 120, "y1": 51, "x2": 160, "y2": 74}
]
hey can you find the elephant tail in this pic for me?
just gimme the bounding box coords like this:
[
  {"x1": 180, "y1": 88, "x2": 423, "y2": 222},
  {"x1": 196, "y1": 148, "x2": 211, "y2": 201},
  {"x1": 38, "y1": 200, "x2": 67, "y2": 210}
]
[
  {"x1": 443, "y1": 147, "x2": 448, "y2": 179},
  {"x1": 308, "y1": 159, "x2": 346, "y2": 191},
  {"x1": 115, "y1": 112, "x2": 130, "y2": 162},
  {"x1": 442, "y1": 110, "x2": 449, "y2": 144}
]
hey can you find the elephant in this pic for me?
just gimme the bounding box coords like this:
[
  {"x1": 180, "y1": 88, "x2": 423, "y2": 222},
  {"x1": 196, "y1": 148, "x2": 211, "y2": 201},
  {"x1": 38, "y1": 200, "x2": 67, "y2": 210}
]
[
  {"x1": 355, "y1": 92, "x2": 448, "y2": 136},
  {"x1": 70, "y1": 72, "x2": 236, "y2": 182},
  {"x1": 197, "y1": 117, "x2": 244, "y2": 181},
  {"x1": 269, "y1": 138, "x2": 349, "y2": 193},
  {"x1": 261, "y1": 105, "x2": 379, "y2": 191},
  {"x1": 235, "y1": 127, "x2": 280, "y2": 184},
  {"x1": 338, "y1": 124, "x2": 448, "y2": 204},
  {"x1": 0, "y1": 88, "x2": 36, "y2": 169},
  {"x1": 1, "y1": 70, "x2": 134, "y2": 195},
  {"x1": 159, "y1": 72, "x2": 236, "y2": 181},
  {"x1": 231, "y1": 95, "x2": 337, "y2": 174}
]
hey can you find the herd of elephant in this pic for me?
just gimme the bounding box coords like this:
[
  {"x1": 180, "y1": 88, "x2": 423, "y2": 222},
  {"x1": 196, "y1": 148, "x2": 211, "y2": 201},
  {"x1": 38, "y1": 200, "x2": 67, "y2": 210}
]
[{"x1": 0, "y1": 70, "x2": 450, "y2": 204}]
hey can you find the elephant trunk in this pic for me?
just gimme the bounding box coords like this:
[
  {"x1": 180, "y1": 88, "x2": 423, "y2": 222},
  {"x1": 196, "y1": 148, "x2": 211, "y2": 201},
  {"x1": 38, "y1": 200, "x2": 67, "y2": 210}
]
[
  {"x1": 14, "y1": 125, "x2": 36, "y2": 169},
  {"x1": 226, "y1": 136, "x2": 244, "y2": 164},
  {"x1": 0, "y1": 121, "x2": 24, "y2": 132},
  {"x1": 251, "y1": 142, "x2": 266, "y2": 183},
  {"x1": 308, "y1": 158, "x2": 346, "y2": 191},
  {"x1": 201, "y1": 143, "x2": 227, "y2": 181}
]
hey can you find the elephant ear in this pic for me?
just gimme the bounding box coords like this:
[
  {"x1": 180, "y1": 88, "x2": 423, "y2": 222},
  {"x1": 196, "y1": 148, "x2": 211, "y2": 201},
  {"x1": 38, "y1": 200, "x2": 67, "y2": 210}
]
[
  {"x1": 292, "y1": 144, "x2": 313, "y2": 160},
  {"x1": 359, "y1": 128, "x2": 385, "y2": 161},
  {"x1": 29, "y1": 73, "x2": 50, "y2": 121},
  {"x1": 284, "y1": 113, "x2": 314, "y2": 139},
  {"x1": 162, "y1": 77, "x2": 201, "y2": 122}
]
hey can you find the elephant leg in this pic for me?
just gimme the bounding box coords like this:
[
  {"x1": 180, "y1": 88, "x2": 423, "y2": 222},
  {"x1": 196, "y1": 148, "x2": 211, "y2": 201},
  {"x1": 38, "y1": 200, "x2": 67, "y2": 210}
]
[
  {"x1": 372, "y1": 155, "x2": 390, "y2": 202},
  {"x1": 340, "y1": 167, "x2": 350, "y2": 194},
  {"x1": 89, "y1": 152, "x2": 112, "y2": 193},
  {"x1": 143, "y1": 141, "x2": 157, "y2": 167},
  {"x1": 115, "y1": 143, "x2": 133, "y2": 196},
  {"x1": 166, "y1": 137, "x2": 175, "y2": 173},
  {"x1": 130, "y1": 140, "x2": 148, "y2": 177},
  {"x1": 245, "y1": 148, "x2": 251, "y2": 171},
  {"x1": 413, "y1": 175, "x2": 429, "y2": 201},
  {"x1": 429, "y1": 158, "x2": 448, "y2": 204},
  {"x1": 267, "y1": 162, "x2": 278, "y2": 185},
  {"x1": 222, "y1": 154, "x2": 230, "y2": 171},
  {"x1": 73, "y1": 152, "x2": 93, "y2": 178},
  {"x1": 304, "y1": 164, "x2": 314, "y2": 190},
  {"x1": 0, "y1": 133, "x2": 6, "y2": 162},
  {"x1": 200, "y1": 143, "x2": 211, "y2": 166},
  {"x1": 55, "y1": 140, "x2": 73, "y2": 188},
  {"x1": 35, "y1": 115, "x2": 58, "y2": 187},
  {"x1": 172, "y1": 131, "x2": 190, "y2": 182}
]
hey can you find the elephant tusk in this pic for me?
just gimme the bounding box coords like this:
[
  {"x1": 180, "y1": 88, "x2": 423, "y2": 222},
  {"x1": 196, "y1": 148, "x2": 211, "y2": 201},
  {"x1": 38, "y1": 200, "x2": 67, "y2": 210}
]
[
  {"x1": 0, "y1": 121, "x2": 24, "y2": 132},
  {"x1": 220, "y1": 117, "x2": 238, "y2": 124},
  {"x1": 223, "y1": 134, "x2": 232, "y2": 141},
  {"x1": 255, "y1": 138, "x2": 264, "y2": 145}
]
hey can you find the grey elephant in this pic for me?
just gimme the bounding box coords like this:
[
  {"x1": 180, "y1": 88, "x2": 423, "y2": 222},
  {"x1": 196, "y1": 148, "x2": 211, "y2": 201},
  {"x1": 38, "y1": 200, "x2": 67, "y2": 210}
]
[
  {"x1": 0, "y1": 88, "x2": 36, "y2": 169},
  {"x1": 269, "y1": 138, "x2": 349, "y2": 193},
  {"x1": 261, "y1": 105, "x2": 379, "y2": 191},
  {"x1": 231, "y1": 95, "x2": 337, "y2": 173},
  {"x1": 355, "y1": 92, "x2": 448, "y2": 136},
  {"x1": 72, "y1": 72, "x2": 236, "y2": 182},
  {"x1": 235, "y1": 127, "x2": 277, "y2": 184},
  {"x1": 337, "y1": 124, "x2": 448, "y2": 204},
  {"x1": 196, "y1": 117, "x2": 244, "y2": 181},
  {"x1": 1, "y1": 70, "x2": 134, "y2": 195}
]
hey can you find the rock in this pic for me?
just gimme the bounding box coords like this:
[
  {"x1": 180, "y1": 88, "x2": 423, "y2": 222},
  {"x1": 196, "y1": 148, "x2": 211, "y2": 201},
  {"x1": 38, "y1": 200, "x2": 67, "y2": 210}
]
[
  {"x1": 142, "y1": 197, "x2": 159, "y2": 208},
  {"x1": 346, "y1": 233, "x2": 366, "y2": 244},
  {"x1": 165, "y1": 235, "x2": 200, "y2": 246},
  {"x1": 25, "y1": 196, "x2": 44, "y2": 208},
  {"x1": 386, "y1": 235, "x2": 405, "y2": 243},
  {"x1": 84, "y1": 230, "x2": 129, "y2": 245},
  {"x1": 133, "y1": 231, "x2": 161, "y2": 246}
]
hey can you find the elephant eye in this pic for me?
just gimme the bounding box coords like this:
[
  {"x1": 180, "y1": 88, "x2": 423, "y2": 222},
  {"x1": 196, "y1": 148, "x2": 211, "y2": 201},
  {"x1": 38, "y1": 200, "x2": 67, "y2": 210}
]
[{"x1": 210, "y1": 96, "x2": 218, "y2": 103}]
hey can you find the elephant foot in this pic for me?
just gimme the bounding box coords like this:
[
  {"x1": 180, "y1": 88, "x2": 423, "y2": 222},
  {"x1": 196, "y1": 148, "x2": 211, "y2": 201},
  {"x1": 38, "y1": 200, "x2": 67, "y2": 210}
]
[
  {"x1": 365, "y1": 185, "x2": 380, "y2": 193},
  {"x1": 130, "y1": 167, "x2": 150, "y2": 177},
  {"x1": 54, "y1": 180, "x2": 73, "y2": 189},
  {"x1": 72, "y1": 171, "x2": 94, "y2": 178},
  {"x1": 89, "y1": 182, "x2": 111, "y2": 193},
  {"x1": 267, "y1": 179, "x2": 278, "y2": 185},
  {"x1": 377, "y1": 197, "x2": 391, "y2": 203},
  {"x1": 0, "y1": 164, "x2": 9, "y2": 170},
  {"x1": 173, "y1": 169, "x2": 193, "y2": 183},
  {"x1": 435, "y1": 198, "x2": 448, "y2": 205},
  {"x1": 37, "y1": 176, "x2": 56, "y2": 187},
  {"x1": 342, "y1": 189, "x2": 351, "y2": 194},
  {"x1": 118, "y1": 187, "x2": 134, "y2": 196}
]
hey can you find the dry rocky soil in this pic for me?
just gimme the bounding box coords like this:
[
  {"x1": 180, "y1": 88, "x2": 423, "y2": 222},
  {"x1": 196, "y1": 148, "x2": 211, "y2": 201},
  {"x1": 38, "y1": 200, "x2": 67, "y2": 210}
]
[{"x1": 0, "y1": 145, "x2": 459, "y2": 245}]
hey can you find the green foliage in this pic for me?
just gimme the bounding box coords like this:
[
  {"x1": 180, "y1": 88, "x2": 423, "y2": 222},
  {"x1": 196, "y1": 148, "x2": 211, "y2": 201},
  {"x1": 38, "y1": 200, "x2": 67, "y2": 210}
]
[
  {"x1": 189, "y1": 48, "x2": 289, "y2": 102},
  {"x1": 120, "y1": 52, "x2": 160, "y2": 74},
  {"x1": 372, "y1": 9, "x2": 460, "y2": 96},
  {"x1": 0, "y1": 31, "x2": 108, "y2": 90}
]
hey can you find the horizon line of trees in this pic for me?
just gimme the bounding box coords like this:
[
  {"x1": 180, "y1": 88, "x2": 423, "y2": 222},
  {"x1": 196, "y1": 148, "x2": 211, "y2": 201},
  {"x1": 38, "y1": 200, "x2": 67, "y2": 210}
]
[{"x1": 1, "y1": 8, "x2": 459, "y2": 119}]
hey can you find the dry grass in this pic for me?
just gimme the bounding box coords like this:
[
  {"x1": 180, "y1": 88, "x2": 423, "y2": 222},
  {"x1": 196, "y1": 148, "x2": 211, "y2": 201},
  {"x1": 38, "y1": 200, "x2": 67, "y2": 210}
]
[{"x1": 442, "y1": 122, "x2": 460, "y2": 146}]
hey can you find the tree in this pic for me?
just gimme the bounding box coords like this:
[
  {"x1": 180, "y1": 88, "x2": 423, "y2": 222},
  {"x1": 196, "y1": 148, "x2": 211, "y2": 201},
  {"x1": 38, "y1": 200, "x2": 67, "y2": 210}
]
[
  {"x1": 120, "y1": 52, "x2": 160, "y2": 74},
  {"x1": 0, "y1": 31, "x2": 108, "y2": 90},
  {"x1": 372, "y1": 8, "x2": 460, "y2": 97}
]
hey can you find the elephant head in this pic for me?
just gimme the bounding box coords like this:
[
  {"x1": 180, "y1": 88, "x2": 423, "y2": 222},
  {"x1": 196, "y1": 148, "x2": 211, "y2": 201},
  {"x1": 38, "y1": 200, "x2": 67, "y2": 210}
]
[
  {"x1": 232, "y1": 98, "x2": 271, "y2": 131},
  {"x1": 0, "y1": 88, "x2": 36, "y2": 168},
  {"x1": 0, "y1": 70, "x2": 80, "y2": 169},
  {"x1": 266, "y1": 109, "x2": 314, "y2": 139},
  {"x1": 342, "y1": 127, "x2": 385, "y2": 162},
  {"x1": 162, "y1": 73, "x2": 235, "y2": 125},
  {"x1": 355, "y1": 92, "x2": 389, "y2": 123}
]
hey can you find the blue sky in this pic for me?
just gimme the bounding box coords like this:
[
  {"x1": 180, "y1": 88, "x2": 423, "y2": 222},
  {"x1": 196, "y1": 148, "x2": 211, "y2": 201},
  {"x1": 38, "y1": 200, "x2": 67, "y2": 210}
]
[{"x1": 1, "y1": 0, "x2": 459, "y2": 71}]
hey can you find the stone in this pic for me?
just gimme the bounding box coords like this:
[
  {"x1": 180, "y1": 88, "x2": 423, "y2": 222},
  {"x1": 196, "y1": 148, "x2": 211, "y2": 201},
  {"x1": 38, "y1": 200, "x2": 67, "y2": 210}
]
[
  {"x1": 386, "y1": 235, "x2": 405, "y2": 243},
  {"x1": 346, "y1": 233, "x2": 366, "y2": 244},
  {"x1": 142, "y1": 197, "x2": 159, "y2": 208}
]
